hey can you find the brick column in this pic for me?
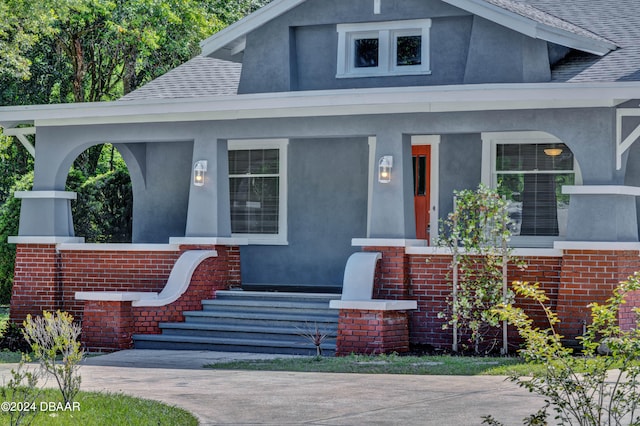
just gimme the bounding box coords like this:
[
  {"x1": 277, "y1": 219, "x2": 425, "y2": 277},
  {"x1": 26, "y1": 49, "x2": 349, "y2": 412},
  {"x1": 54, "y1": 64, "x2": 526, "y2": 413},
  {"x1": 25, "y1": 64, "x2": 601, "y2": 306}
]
[
  {"x1": 336, "y1": 309, "x2": 410, "y2": 355},
  {"x1": 11, "y1": 244, "x2": 60, "y2": 324},
  {"x1": 81, "y1": 300, "x2": 135, "y2": 352},
  {"x1": 558, "y1": 249, "x2": 640, "y2": 346}
]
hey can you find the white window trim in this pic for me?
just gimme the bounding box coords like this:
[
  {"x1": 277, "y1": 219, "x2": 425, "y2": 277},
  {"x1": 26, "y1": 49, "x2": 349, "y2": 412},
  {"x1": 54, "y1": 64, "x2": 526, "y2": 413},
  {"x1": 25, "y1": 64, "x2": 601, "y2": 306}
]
[
  {"x1": 481, "y1": 131, "x2": 582, "y2": 248},
  {"x1": 228, "y1": 139, "x2": 288, "y2": 245},
  {"x1": 337, "y1": 19, "x2": 432, "y2": 78}
]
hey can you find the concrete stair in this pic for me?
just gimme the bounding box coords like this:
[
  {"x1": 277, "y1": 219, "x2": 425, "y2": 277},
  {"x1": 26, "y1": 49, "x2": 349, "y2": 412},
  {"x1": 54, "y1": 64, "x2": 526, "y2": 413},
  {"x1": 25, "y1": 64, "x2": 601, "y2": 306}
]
[{"x1": 133, "y1": 290, "x2": 341, "y2": 355}]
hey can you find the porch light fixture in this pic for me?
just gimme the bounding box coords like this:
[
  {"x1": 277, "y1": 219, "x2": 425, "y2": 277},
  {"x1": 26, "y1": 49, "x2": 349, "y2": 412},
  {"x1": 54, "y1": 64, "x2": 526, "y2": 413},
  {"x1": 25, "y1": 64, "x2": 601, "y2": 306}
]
[
  {"x1": 378, "y1": 155, "x2": 393, "y2": 183},
  {"x1": 544, "y1": 147, "x2": 563, "y2": 157},
  {"x1": 193, "y1": 160, "x2": 207, "y2": 186}
]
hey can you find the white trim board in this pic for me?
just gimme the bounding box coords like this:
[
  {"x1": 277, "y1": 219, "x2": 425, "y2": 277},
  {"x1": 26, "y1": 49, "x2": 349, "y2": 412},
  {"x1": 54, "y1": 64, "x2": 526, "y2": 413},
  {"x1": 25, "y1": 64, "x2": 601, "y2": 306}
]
[{"x1": 1, "y1": 82, "x2": 637, "y2": 129}]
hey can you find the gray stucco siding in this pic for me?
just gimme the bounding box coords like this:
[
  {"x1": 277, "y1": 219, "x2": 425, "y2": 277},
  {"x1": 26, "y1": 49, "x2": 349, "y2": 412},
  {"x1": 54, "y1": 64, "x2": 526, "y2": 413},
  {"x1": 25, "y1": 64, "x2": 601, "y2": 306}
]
[
  {"x1": 239, "y1": 137, "x2": 369, "y2": 286},
  {"x1": 20, "y1": 105, "x2": 629, "y2": 271},
  {"x1": 238, "y1": 0, "x2": 553, "y2": 93},
  {"x1": 438, "y1": 133, "x2": 483, "y2": 223}
]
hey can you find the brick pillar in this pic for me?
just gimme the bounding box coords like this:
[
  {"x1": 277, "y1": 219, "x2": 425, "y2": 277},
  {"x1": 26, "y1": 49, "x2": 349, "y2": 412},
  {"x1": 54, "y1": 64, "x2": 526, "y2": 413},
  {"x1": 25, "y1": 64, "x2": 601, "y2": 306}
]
[
  {"x1": 336, "y1": 309, "x2": 410, "y2": 356},
  {"x1": 558, "y1": 249, "x2": 640, "y2": 345},
  {"x1": 363, "y1": 246, "x2": 410, "y2": 299},
  {"x1": 10, "y1": 244, "x2": 61, "y2": 324},
  {"x1": 82, "y1": 301, "x2": 135, "y2": 352}
]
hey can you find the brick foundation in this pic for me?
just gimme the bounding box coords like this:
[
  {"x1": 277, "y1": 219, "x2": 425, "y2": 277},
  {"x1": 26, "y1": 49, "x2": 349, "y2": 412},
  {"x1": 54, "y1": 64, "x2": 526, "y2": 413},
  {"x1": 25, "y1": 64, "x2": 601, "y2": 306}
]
[{"x1": 10, "y1": 241, "x2": 640, "y2": 354}]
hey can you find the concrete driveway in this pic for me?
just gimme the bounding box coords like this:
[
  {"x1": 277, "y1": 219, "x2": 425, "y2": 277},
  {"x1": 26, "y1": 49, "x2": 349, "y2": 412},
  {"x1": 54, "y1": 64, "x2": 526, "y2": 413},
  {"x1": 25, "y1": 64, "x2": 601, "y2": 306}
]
[{"x1": 0, "y1": 350, "x2": 547, "y2": 425}]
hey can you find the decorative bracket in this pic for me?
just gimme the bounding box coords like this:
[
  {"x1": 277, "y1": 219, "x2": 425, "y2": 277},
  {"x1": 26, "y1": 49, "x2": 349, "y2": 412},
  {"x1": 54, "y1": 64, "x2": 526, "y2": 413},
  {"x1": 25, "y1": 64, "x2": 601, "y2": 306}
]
[
  {"x1": 616, "y1": 108, "x2": 640, "y2": 170},
  {"x1": 3, "y1": 126, "x2": 35, "y2": 157}
]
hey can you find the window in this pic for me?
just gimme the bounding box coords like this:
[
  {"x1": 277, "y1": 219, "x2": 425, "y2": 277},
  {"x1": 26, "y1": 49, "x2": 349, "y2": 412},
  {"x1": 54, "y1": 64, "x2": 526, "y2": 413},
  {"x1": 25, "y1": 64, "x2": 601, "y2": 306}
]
[
  {"x1": 337, "y1": 19, "x2": 431, "y2": 78},
  {"x1": 482, "y1": 132, "x2": 581, "y2": 246},
  {"x1": 228, "y1": 139, "x2": 288, "y2": 245}
]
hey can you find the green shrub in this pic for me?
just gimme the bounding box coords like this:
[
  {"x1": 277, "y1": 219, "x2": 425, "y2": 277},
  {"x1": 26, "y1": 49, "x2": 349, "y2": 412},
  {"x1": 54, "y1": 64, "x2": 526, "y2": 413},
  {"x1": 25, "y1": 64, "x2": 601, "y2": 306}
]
[
  {"x1": 490, "y1": 276, "x2": 640, "y2": 425},
  {"x1": 23, "y1": 310, "x2": 84, "y2": 404}
]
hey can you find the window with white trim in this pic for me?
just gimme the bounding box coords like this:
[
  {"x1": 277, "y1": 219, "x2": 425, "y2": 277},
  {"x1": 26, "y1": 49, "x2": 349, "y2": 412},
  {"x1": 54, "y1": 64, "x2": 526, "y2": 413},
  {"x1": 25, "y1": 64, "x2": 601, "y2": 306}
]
[
  {"x1": 482, "y1": 132, "x2": 581, "y2": 245},
  {"x1": 337, "y1": 19, "x2": 431, "y2": 78},
  {"x1": 228, "y1": 139, "x2": 288, "y2": 245}
]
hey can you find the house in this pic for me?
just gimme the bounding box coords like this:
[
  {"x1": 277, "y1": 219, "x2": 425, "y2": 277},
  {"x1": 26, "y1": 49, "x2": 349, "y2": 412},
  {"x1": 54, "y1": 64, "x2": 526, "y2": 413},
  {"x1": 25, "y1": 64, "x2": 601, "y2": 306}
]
[{"x1": 2, "y1": 0, "x2": 640, "y2": 354}]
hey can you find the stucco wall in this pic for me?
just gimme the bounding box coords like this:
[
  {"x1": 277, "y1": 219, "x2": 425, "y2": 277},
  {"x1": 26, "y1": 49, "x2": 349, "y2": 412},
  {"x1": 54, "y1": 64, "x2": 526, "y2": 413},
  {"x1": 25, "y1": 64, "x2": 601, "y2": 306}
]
[
  {"x1": 240, "y1": 137, "x2": 369, "y2": 286},
  {"x1": 21, "y1": 105, "x2": 629, "y2": 287},
  {"x1": 438, "y1": 133, "x2": 483, "y2": 223},
  {"x1": 238, "y1": 0, "x2": 551, "y2": 93}
]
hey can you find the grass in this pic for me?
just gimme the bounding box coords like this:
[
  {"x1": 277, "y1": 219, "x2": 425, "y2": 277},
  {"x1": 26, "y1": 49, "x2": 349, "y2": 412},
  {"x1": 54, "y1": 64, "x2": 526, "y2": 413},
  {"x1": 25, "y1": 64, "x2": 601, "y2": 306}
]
[
  {"x1": 0, "y1": 389, "x2": 198, "y2": 425},
  {"x1": 205, "y1": 353, "x2": 546, "y2": 376}
]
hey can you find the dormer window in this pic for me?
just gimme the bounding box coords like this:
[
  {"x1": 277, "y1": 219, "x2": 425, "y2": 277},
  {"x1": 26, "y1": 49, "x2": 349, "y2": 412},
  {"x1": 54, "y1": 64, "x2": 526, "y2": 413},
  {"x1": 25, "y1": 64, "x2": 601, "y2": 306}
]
[{"x1": 337, "y1": 19, "x2": 431, "y2": 78}]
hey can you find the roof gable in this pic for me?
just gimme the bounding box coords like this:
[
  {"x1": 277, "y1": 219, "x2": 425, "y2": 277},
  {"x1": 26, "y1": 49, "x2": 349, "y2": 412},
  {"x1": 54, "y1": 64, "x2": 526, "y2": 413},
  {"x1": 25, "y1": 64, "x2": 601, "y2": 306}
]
[{"x1": 199, "y1": 0, "x2": 616, "y2": 60}]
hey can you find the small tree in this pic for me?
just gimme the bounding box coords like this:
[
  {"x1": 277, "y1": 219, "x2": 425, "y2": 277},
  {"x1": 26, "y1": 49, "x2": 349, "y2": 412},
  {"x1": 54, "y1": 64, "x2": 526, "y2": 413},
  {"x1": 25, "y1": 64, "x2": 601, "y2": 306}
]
[
  {"x1": 0, "y1": 354, "x2": 44, "y2": 426},
  {"x1": 491, "y1": 276, "x2": 640, "y2": 425},
  {"x1": 438, "y1": 184, "x2": 521, "y2": 354},
  {"x1": 22, "y1": 310, "x2": 84, "y2": 405}
]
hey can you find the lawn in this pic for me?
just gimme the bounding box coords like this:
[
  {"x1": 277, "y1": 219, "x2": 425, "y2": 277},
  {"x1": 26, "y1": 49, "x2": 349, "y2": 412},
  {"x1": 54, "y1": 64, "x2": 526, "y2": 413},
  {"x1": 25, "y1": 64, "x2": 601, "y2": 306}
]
[
  {"x1": 0, "y1": 389, "x2": 198, "y2": 425},
  {"x1": 206, "y1": 353, "x2": 544, "y2": 376},
  {"x1": 0, "y1": 307, "x2": 198, "y2": 424}
]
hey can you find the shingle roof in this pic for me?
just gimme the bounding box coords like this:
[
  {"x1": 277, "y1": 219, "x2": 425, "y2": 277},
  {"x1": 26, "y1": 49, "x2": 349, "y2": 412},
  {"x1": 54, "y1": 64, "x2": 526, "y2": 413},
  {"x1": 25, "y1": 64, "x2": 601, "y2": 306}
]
[
  {"x1": 525, "y1": 0, "x2": 640, "y2": 82},
  {"x1": 119, "y1": 56, "x2": 241, "y2": 101},
  {"x1": 483, "y1": 0, "x2": 614, "y2": 46},
  {"x1": 122, "y1": 0, "x2": 640, "y2": 100}
]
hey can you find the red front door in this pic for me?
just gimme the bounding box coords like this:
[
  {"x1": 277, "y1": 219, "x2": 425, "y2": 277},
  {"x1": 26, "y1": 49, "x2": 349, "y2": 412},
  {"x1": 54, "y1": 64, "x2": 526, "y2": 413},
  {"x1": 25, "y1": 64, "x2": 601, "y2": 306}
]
[{"x1": 412, "y1": 145, "x2": 431, "y2": 242}]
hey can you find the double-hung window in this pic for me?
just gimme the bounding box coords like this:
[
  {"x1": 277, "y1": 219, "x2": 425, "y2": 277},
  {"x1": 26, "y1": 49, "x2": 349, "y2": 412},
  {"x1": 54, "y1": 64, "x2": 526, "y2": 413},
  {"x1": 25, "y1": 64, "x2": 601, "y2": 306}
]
[
  {"x1": 337, "y1": 19, "x2": 431, "y2": 78},
  {"x1": 228, "y1": 139, "x2": 288, "y2": 245},
  {"x1": 482, "y1": 132, "x2": 581, "y2": 246}
]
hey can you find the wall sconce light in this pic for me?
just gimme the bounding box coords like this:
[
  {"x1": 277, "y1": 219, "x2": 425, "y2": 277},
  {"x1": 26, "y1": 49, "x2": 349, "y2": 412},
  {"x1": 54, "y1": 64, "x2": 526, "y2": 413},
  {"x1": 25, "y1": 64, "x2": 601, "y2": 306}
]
[
  {"x1": 378, "y1": 155, "x2": 393, "y2": 183},
  {"x1": 544, "y1": 148, "x2": 563, "y2": 157},
  {"x1": 193, "y1": 160, "x2": 207, "y2": 186}
]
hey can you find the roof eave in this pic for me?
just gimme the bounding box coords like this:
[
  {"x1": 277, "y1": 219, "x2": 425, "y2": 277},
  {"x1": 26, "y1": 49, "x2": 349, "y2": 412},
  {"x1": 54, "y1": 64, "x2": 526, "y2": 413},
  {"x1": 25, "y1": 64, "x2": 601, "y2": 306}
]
[
  {"x1": 199, "y1": 0, "x2": 305, "y2": 59},
  {"x1": 1, "y1": 82, "x2": 637, "y2": 129},
  {"x1": 442, "y1": 0, "x2": 616, "y2": 56}
]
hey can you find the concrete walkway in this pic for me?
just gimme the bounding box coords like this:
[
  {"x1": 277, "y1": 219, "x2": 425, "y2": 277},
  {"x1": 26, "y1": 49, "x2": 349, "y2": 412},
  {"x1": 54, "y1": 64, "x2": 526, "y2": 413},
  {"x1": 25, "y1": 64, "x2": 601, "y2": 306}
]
[{"x1": 0, "y1": 350, "x2": 547, "y2": 425}]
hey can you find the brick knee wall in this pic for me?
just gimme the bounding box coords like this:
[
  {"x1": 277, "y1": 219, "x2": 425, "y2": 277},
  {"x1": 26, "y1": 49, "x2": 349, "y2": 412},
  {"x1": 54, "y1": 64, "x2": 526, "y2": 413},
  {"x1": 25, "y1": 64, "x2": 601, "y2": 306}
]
[
  {"x1": 10, "y1": 243, "x2": 242, "y2": 351},
  {"x1": 557, "y1": 250, "x2": 640, "y2": 345},
  {"x1": 336, "y1": 309, "x2": 410, "y2": 356}
]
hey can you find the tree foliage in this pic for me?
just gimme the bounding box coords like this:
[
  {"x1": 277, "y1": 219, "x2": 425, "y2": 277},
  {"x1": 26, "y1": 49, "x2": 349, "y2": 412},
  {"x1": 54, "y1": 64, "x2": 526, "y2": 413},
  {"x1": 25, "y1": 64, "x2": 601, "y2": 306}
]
[{"x1": 0, "y1": 0, "x2": 272, "y2": 302}]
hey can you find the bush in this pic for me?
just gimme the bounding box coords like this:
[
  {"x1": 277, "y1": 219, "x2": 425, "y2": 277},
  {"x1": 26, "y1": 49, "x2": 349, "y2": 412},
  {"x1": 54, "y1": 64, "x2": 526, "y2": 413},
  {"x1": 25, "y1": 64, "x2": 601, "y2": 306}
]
[
  {"x1": 489, "y1": 276, "x2": 640, "y2": 425},
  {"x1": 0, "y1": 322, "x2": 30, "y2": 353},
  {"x1": 22, "y1": 310, "x2": 84, "y2": 404}
]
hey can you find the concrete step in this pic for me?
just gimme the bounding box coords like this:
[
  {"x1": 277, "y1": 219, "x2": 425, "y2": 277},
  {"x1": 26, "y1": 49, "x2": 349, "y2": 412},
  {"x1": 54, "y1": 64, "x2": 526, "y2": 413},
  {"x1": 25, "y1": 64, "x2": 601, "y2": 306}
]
[
  {"x1": 158, "y1": 321, "x2": 337, "y2": 340},
  {"x1": 215, "y1": 290, "x2": 340, "y2": 303},
  {"x1": 133, "y1": 290, "x2": 340, "y2": 355},
  {"x1": 133, "y1": 334, "x2": 335, "y2": 356},
  {"x1": 200, "y1": 299, "x2": 336, "y2": 316}
]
